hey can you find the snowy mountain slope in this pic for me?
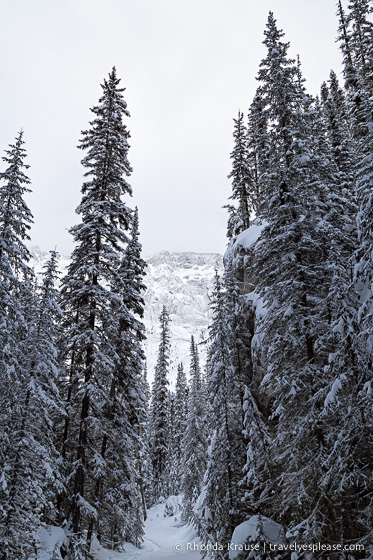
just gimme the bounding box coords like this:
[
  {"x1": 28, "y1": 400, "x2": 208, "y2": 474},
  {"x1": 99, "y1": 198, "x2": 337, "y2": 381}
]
[
  {"x1": 29, "y1": 247, "x2": 223, "y2": 387},
  {"x1": 144, "y1": 251, "x2": 223, "y2": 386}
]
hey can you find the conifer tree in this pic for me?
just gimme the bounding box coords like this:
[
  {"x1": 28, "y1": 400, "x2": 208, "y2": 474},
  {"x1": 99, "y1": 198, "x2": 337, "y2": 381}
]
[
  {"x1": 137, "y1": 365, "x2": 151, "y2": 521},
  {"x1": 86, "y1": 207, "x2": 147, "y2": 548},
  {"x1": 173, "y1": 362, "x2": 188, "y2": 489},
  {"x1": 0, "y1": 132, "x2": 41, "y2": 560},
  {"x1": 337, "y1": 0, "x2": 358, "y2": 90},
  {"x1": 321, "y1": 71, "x2": 355, "y2": 177},
  {"x1": 0, "y1": 131, "x2": 34, "y2": 390},
  {"x1": 198, "y1": 274, "x2": 243, "y2": 559},
  {"x1": 346, "y1": 0, "x2": 373, "y2": 90},
  {"x1": 246, "y1": 90, "x2": 270, "y2": 216},
  {"x1": 224, "y1": 254, "x2": 251, "y2": 415},
  {"x1": 150, "y1": 306, "x2": 171, "y2": 501},
  {"x1": 165, "y1": 389, "x2": 179, "y2": 496},
  {"x1": 340, "y1": 2, "x2": 373, "y2": 543},
  {"x1": 226, "y1": 112, "x2": 251, "y2": 239},
  {"x1": 59, "y1": 67, "x2": 143, "y2": 556},
  {"x1": 182, "y1": 336, "x2": 207, "y2": 523},
  {"x1": 248, "y1": 13, "x2": 339, "y2": 543},
  {"x1": 0, "y1": 248, "x2": 64, "y2": 560}
]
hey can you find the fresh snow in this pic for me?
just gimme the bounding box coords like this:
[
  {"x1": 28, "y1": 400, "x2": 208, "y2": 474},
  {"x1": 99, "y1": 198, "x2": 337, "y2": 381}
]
[
  {"x1": 119, "y1": 501, "x2": 201, "y2": 560},
  {"x1": 229, "y1": 516, "x2": 284, "y2": 560},
  {"x1": 34, "y1": 501, "x2": 202, "y2": 560},
  {"x1": 37, "y1": 525, "x2": 67, "y2": 559},
  {"x1": 143, "y1": 251, "x2": 223, "y2": 386},
  {"x1": 244, "y1": 290, "x2": 266, "y2": 319},
  {"x1": 233, "y1": 221, "x2": 267, "y2": 251}
]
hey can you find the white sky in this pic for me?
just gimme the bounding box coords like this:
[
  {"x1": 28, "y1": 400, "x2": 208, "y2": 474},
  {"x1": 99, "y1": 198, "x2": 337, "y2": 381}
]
[{"x1": 0, "y1": 0, "x2": 347, "y2": 257}]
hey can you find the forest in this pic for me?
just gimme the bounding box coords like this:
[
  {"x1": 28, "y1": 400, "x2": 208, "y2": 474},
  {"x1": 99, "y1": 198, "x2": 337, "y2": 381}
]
[{"x1": 0, "y1": 1, "x2": 372, "y2": 559}]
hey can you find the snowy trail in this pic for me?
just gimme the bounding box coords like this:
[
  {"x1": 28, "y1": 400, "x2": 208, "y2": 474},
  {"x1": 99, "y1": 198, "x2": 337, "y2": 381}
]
[{"x1": 92, "y1": 502, "x2": 202, "y2": 560}]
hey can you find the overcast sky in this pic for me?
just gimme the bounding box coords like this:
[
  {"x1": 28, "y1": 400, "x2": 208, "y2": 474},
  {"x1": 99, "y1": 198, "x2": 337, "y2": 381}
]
[{"x1": 1, "y1": 0, "x2": 346, "y2": 257}]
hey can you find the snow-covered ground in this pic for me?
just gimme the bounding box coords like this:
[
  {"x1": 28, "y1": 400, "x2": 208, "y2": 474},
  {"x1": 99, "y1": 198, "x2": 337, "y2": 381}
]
[
  {"x1": 37, "y1": 501, "x2": 201, "y2": 559},
  {"x1": 92, "y1": 501, "x2": 201, "y2": 560}
]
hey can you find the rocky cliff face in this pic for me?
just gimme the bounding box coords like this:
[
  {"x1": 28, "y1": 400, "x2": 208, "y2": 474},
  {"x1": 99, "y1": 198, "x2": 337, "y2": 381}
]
[
  {"x1": 144, "y1": 251, "x2": 223, "y2": 386},
  {"x1": 29, "y1": 247, "x2": 223, "y2": 387}
]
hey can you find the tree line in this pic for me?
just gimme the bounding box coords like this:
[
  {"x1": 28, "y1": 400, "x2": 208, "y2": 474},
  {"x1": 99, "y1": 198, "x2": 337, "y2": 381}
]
[
  {"x1": 0, "y1": 1, "x2": 372, "y2": 559},
  {"x1": 193, "y1": 1, "x2": 373, "y2": 558},
  {"x1": 0, "y1": 68, "x2": 148, "y2": 559}
]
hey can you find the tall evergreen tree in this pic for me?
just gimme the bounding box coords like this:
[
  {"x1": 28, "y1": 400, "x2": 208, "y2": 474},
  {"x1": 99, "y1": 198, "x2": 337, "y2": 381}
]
[
  {"x1": 0, "y1": 131, "x2": 34, "y2": 390},
  {"x1": 86, "y1": 206, "x2": 147, "y2": 548},
  {"x1": 246, "y1": 90, "x2": 270, "y2": 216},
  {"x1": 0, "y1": 132, "x2": 39, "y2": 560},
  {"x1": 173, "y1": 362, "x2": 188, "y2": 488},
  {"x1": 346, "y1": 0, "x2": 373, "y2": 90},
  {"x1": 150, "y1": 305, "x2": 171, "y2": 502},
  {"x1": 321, "y1": 70, "x2": 355, "y2": 179},
  {"x1": 341, "y1": 1, "x2": 373, "y2": 544},
  {"x1": 337, "y1": 0, "x2": 358, "y2": 90},
  {"x1": 137, "y1": 365, "x2": 151, "y2": 523},
  {"x1": 165, "y1": 389, "x2": 179, "y2": 497},
  {"x1": 248, "y1": 13, "x2": 340, "y2": 543},
  {"x1": 59, "y1": 67, "x2": 143, "y2": 557},
  {"x1": 226, "y1": 111, "x2": 251, "y2": 239},
  {"x1": 182, "y1": 336, "x2": 207, "y2": 524},
  {"x1": 197, "y1": 274, "x2": 243, "y2": 559}
]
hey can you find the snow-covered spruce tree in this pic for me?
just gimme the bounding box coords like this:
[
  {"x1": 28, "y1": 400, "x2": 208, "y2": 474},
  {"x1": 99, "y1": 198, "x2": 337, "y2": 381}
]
[
  {"x1": 319, "y1": 235, "x2": 372, "y2": 547},
  {"x1": 138, "y1": 364, "x2": 152, "y2": 517},
  {"x1": 246, "y1": 90, "x2": 270, "y2": 216},
  {"x1": 346, "y1": 0, "x2": 373, "y2": 333},
  {"x1": 303, "y1": 90, "x2": 371, "y2": 547},
  {"x1": 85, "y1": 206, "x2": 147, "y2": 548},
  {"x1": 150, "y1": 305, "x2": 171, "y2": 502},
  {"x1": 0, "y1": 131, "x2": 34, "y2": 396},
  {"x1": 337, "y1": 0, "x2": 359, "y2": 91},
  {"x1": 114, "y1": 207, "x2": 148, "y2": 542},
  {"x1": 165, "y1": 389, "x2": 179, "y2": 496},
  {"x1": 321, "y1": 71, "x2": 355, "y2": 178},
  {"x1": 337, "y1": 0, "x2": 373, "y2": 132},
  {"x1": 346, "y1": 0, "x2": 373, "y2": 91},
  {"x1": 163, "y1": 362, "x2": 189, "y2": 498},
  {"x1": 337, "y1": 0, "x2": 373, "y2": 544},
  {"x1": 0, "y1": 132, "x2": 44, "y2": 560},
  {"x1": 59, "y1": 67, "x2": 144, "y2": 557},
  {"x1": 22, "y1": 250, "x2": 65, "y2": 513},
  {"x1": 197, "y1": 273, "x2": 245, "y2": 560},
  {"x1": 225, "y1": 111, "x2": 252, "y2": 239},
  {"x1": 223, "y1": 254, "x2": 252, "y2": 421},
  {"x1": 173, "y1": 362, "x2": 188, "y2": 492},
  {"x1": 320, "y1": 69, "x2": 358, "y2": 264},
  {"x1": 248, "y1": 13, "x2": 344, "y2": 544},
  {"x1": 182, "y1": 336, "x2": 207, "y2": 524}
]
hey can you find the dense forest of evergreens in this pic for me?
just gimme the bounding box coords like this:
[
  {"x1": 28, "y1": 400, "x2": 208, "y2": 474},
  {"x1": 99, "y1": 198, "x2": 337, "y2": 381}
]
[{"x1": 0, "y1": 1, "x2": 372, "y2": 559}]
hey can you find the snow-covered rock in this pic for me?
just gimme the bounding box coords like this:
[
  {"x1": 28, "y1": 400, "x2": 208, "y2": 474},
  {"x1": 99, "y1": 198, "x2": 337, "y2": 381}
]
[
  {"x1": 233, "y1": 221, "x2": 267, "y2": 251},
  {"x1": 29, "y1": 247, "x2": 223, "y2": 387},
  {"x1": 144, "y1": 251, "x2": 223, "y2": 385}
]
